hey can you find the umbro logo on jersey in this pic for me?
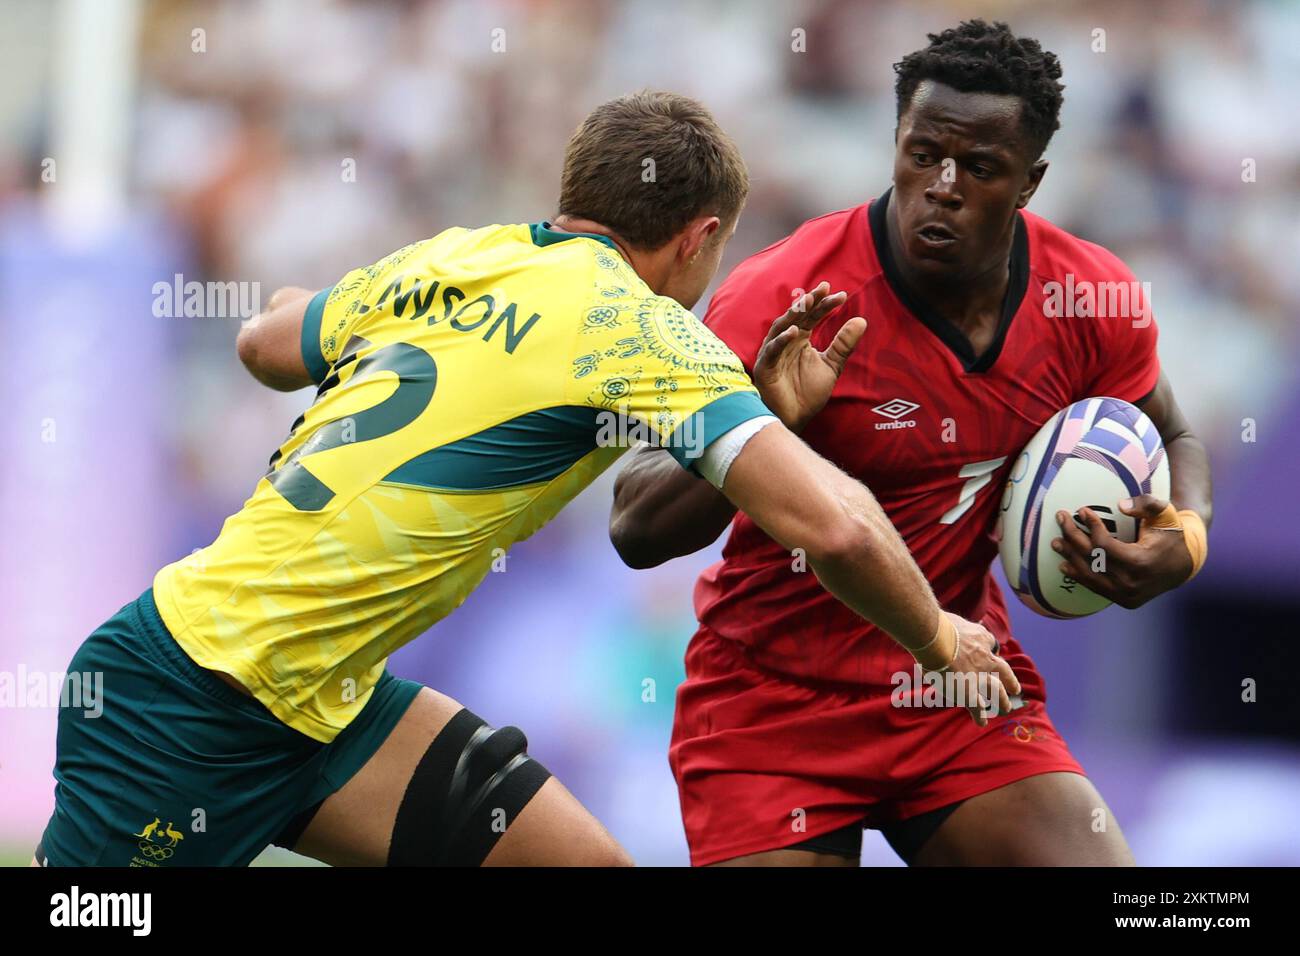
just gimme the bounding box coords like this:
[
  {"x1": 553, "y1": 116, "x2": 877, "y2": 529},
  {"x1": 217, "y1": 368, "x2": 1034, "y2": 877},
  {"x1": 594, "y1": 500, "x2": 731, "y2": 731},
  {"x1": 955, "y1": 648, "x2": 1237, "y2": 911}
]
[{"x1": 871, "y1": 399, "x2": 920, "y2": 430}]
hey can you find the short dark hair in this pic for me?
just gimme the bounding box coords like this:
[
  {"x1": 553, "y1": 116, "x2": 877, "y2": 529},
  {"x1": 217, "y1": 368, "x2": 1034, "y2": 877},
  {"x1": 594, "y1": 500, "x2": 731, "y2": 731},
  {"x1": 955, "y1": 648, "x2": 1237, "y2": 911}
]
[
  {"x1": 893, "y1": 19, "x2": 1065, "y2": 160},
  {"x1": 558, "y1": 90, "x2": 749, "y2": 250}
]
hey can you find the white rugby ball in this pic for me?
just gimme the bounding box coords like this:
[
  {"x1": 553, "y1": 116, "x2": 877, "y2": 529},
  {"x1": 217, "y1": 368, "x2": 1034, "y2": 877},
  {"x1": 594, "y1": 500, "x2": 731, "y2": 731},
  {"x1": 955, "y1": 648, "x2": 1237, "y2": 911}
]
[{"x1": 996, "y1": 396, "x2": 1170, "y2": 619}]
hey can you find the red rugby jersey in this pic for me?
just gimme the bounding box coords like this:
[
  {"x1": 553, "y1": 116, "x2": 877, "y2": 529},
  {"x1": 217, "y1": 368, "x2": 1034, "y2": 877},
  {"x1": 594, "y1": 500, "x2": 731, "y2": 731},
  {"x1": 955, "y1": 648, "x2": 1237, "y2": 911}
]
[{"x1": 695, "y1": 189, "x2": 1161, "y2": 687}]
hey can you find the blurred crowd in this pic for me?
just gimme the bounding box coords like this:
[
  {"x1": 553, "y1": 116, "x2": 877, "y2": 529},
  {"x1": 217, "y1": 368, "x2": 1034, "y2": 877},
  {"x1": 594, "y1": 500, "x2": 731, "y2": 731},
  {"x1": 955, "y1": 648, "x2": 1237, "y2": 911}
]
[
  {"x1": 2, "y1": 0, "x2": 1297, "y2": 864},
  {"x1": 3, "y1": 0, "x2": 1297, "y2": 503}
]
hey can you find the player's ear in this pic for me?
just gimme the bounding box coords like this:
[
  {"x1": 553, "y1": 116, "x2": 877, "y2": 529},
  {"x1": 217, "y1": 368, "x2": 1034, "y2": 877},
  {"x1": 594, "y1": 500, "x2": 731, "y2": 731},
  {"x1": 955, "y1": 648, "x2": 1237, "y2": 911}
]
[
  {"x1": 681, "y1": 215, "x2": 721, "y2": 264},
  {"x1": 1017, "y1": 160, "x2": 1048, "y2": 209}
]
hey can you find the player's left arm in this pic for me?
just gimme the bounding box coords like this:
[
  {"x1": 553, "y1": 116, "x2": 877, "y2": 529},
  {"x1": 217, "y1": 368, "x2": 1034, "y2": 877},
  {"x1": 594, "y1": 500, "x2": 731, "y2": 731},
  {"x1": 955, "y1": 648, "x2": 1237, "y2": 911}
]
[
  {"x1": 1137, "y1": 371, "x2": 1213, "y2": 527},
  {"x1": 236, "y1": 286, "x2": 317, "y2": 391},
  {"x1": 1054, "y1": 371, "x2": 1213, "y2": 608}
]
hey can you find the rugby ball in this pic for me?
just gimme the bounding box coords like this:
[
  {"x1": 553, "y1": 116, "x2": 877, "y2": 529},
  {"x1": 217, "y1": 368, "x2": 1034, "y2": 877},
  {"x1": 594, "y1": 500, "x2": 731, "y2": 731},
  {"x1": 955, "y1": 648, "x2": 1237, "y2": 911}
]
[{"x1": 997, "y1": 396, "x2": 1169, "y2": 619}]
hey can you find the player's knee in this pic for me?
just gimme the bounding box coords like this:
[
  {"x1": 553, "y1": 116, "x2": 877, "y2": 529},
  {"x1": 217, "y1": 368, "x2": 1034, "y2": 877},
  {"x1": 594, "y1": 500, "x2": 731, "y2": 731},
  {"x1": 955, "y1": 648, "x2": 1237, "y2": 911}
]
[
  {"x1": 1086, "y1": 826, "x2": 1136, "y2": 866},
  {"x1": 591, "y1": 837, "x2": 634, "y2": 868},
  {"x1": 1017, "y1": 779, "x2": 1137, "y2": 866},
  {"x1": 536, "y1": 815, "x2": 634, "y2": 866},
  {"x1": 564, "y1": 816, "x2": 634, "y2": 867}
]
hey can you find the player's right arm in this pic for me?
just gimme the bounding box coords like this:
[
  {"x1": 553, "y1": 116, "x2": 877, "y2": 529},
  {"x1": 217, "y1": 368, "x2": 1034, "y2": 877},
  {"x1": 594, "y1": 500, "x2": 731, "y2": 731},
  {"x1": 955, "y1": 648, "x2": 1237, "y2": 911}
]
[
  {"x1": 610, "y1": 448, "x2": 736, "y2": 569},
  {"x1": 610, "y1": 282, "x2": 856, "y2": 568},
  {"x1": 701, "y1": 416, "x2": 1017, "y2": 722},
  {"x1": 236, "y1": 286, "x2": 317, "y2": 391},
  {"x1": 720, "y1": 421, "x2": 924, "y2": 649},
  {"x1": 238, "y1": 252, "x2": 387, "y2": 391}
]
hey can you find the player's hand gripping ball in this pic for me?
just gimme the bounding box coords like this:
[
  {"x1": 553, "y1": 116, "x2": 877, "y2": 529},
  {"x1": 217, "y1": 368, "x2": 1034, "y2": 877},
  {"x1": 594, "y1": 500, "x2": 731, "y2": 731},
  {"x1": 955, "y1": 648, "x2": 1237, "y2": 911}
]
[{"x1": 996, "y1": 397, "x2": 1173, "y2": 618}]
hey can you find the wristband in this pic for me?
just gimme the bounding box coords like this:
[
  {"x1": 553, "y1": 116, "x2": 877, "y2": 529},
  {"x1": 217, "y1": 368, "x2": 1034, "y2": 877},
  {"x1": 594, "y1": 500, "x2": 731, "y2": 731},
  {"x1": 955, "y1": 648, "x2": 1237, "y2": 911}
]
[
  {"x1": 1148, "y1": 503, "x2": 1208, "y2": 581},
  {"x1": 934, "y1": 628, "x2": 962, "y2": 674},
  {"x1": 911, "y1": 612, "x2": 957, "y2": 672}
]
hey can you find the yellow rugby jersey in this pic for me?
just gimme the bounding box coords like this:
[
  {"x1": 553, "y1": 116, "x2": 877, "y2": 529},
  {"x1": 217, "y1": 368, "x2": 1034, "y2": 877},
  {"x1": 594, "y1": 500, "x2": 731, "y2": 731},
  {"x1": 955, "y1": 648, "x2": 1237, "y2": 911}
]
[{"x1": 153, "y1": 222, "x2": 769, "y2": 741}]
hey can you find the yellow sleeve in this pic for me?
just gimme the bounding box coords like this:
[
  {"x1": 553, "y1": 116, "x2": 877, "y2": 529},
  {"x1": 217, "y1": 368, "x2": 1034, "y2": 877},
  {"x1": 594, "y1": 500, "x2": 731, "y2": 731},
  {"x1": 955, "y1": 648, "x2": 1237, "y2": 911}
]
[
  {"x1": 565, "y1": 291, "x2": 773, "y2": 469},
  {"x1": 300, "y1": 240, "x2": 427, "y2": 383}
]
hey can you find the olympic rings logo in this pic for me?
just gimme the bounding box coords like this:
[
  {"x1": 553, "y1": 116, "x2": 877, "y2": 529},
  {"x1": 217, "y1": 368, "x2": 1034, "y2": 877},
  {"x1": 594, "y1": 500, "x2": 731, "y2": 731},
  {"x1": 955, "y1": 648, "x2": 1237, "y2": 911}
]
[
  {"x1": 1001, "y1": 719, "x2": 1042, "y2": 743},
  {"x1": 137, "y1": 841, "x2": 174, "y2": 860}
]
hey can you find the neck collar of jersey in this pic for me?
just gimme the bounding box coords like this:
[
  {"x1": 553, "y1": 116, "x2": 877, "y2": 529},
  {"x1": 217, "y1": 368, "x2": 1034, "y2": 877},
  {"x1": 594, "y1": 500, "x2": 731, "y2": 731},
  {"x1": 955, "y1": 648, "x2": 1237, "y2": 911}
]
[
  {"x1": 530, "y1": 221, "x2": 620, "y2": 252},
  {"x1": 868, "y1": 186, "x2": 1029, "y2": 374}
]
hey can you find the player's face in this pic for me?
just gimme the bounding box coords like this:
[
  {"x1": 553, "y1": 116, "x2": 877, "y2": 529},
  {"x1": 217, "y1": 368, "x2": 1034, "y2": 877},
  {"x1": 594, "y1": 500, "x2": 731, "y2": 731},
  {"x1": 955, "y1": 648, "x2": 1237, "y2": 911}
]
[{"x1": 891, "y1": 80, "x2": 1045, "y2": 282}]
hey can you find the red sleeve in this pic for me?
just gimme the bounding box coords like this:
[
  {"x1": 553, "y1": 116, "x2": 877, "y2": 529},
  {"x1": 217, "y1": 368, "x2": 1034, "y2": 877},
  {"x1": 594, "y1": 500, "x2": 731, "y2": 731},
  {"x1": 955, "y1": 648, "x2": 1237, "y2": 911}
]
[{"x1": 1080, "y1": 260, "x2": 1161, "y2": 405}]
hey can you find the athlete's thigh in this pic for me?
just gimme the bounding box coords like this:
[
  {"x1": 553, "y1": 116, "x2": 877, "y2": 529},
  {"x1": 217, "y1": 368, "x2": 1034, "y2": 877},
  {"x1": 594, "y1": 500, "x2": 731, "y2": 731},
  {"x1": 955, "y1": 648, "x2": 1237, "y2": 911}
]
[
  {"x1": 291, "y1": 687, "x2": 631, "y2": 866},
  {"x1": 709, "y1": 819, "x2": 862, "y2": 867},
  {"x1": 913, "y1": 771, "x2": 1134, "y2": 866},
  {"x1": 711, "y1": 848, "x2": 857, "y2": 867},
  {"x1": 480, "y1": 776, "x2": 632, "y2": 867}
]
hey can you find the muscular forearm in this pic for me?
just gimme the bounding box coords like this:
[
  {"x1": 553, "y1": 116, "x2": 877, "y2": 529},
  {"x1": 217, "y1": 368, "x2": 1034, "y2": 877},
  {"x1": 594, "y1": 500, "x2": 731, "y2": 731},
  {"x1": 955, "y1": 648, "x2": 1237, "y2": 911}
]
[
  {"x1": 802, "y1": 475, "x2": 942, "y2": 652},
  {"x1": 1166, "y1": 432, "x2": 1213, "y2": 529},
  {"x1": 609, "y1": 446, "x2": 739, "y2": 568},
  {"x1": 1140, "y1": 371, "x2": 1212, "y2": 529},
  {"x1": 720, "y1": 426, "x2": 942, "y2": 654}
]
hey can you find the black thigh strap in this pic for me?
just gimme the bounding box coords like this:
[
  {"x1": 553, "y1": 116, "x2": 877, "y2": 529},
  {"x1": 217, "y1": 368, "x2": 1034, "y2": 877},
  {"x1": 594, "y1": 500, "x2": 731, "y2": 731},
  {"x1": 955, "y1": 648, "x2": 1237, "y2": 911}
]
[{"x1": 388, "y1": 708, "x2": 551, "y2": 866}]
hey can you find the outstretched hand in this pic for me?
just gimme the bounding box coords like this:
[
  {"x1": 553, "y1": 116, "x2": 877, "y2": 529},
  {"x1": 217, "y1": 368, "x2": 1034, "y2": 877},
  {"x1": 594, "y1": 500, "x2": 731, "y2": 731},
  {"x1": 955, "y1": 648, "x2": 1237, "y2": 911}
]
[{"x1": 753, "y1": 281, "x2": 867, "y2": 433}]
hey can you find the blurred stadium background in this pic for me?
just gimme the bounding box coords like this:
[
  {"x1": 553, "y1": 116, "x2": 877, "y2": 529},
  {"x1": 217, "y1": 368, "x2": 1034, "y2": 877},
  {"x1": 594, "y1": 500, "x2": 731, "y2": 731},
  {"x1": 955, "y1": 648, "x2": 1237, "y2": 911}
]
[{"x1": 2, "y1": 0, "x2": 1298, "y2": 866}]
